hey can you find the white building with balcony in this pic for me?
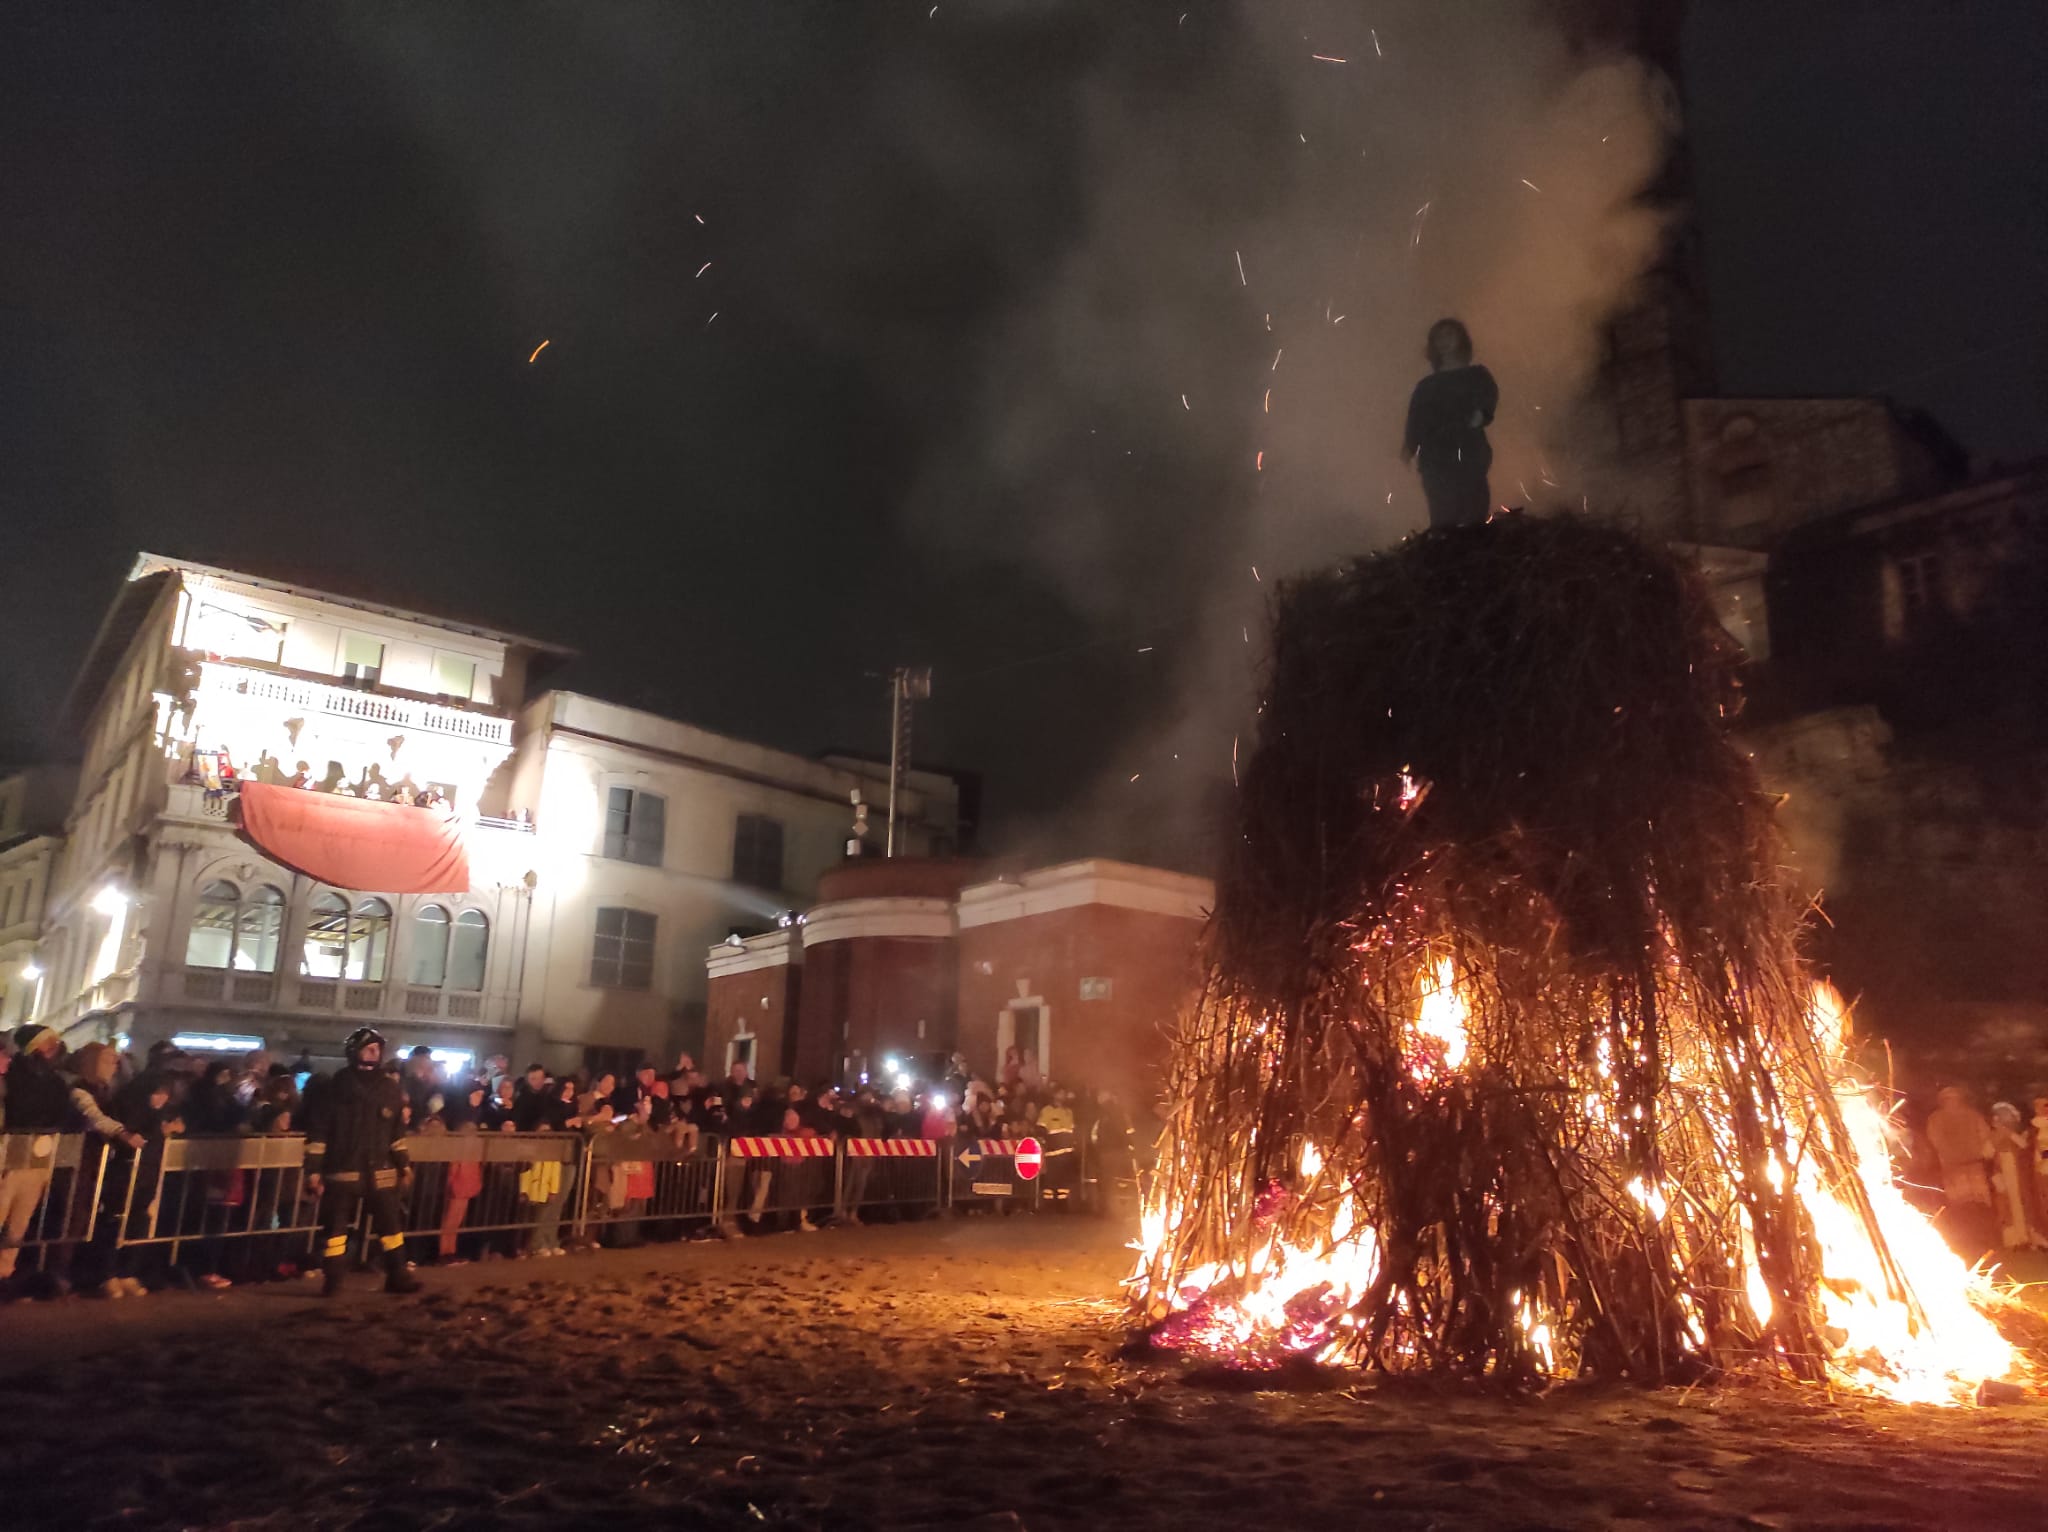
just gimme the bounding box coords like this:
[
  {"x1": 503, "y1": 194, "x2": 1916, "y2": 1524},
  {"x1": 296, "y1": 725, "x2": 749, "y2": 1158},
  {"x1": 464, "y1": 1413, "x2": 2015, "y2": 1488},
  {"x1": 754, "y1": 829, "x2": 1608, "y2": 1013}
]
[
  {"x1": 33, "y1": 554, "x2": 964, "y2": 1077},
  {"x1": 37, "y1": 554, "x2": 567, "y2": 1067}
]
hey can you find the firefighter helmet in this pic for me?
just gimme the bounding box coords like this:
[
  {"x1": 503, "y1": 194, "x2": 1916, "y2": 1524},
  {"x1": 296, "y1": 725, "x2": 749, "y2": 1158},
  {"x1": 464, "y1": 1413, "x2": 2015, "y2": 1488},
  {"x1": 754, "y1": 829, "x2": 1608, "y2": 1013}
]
[{"x1": 343, "y1": 1026, "x2": 388, "y2": 1066}]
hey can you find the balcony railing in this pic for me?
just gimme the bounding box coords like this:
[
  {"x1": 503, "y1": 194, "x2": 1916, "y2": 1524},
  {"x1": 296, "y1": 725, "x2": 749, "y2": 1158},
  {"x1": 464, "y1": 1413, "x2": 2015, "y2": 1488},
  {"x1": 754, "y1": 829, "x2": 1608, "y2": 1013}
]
[
  {"x1": 162, "y1": 781, "x2": 537, "y2": 833},
  {"x1": 194, "y1": 663, "x2": 513, "y2": 749},
  {"x1": 173, "y1": 966, "x2": 496, "y2": 1027}
]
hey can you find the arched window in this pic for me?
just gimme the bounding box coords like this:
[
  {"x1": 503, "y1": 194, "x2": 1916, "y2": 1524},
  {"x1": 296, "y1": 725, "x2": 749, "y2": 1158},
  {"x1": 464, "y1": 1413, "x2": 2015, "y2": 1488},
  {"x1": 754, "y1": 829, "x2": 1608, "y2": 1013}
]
[
  {"x1": 409, "y1": 905, "x2": 450, "y2": 987},
  {"x1": 303, "y1": 892, "x2": 350, "y2": 978},
  {"x1": 235, "y1": 886, "x2": 284, "y2": 973},
  {"x1": 350, "y1": 898, "x2": 392, "y2": 983},
  {"x1": 448, "y1": 909, "x2": 489, "y2": 992},
  {"x1": 185, "y1": 881, "x2": 239, "y2": 968}
]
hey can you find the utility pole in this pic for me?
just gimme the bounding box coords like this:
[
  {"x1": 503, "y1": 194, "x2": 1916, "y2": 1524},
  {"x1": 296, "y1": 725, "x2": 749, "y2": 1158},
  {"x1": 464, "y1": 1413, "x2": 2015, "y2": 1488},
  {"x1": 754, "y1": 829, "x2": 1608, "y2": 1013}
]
[{"x1": 885, "y1": 665, "x2": 932, "y2": 857}]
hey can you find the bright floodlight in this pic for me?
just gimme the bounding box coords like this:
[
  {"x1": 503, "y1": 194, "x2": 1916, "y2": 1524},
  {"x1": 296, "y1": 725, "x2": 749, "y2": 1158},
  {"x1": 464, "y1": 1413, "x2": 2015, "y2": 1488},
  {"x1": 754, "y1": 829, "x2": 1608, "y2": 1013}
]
[{"x1": 91, "y1": 884, "x2": 129, "y2": 917}]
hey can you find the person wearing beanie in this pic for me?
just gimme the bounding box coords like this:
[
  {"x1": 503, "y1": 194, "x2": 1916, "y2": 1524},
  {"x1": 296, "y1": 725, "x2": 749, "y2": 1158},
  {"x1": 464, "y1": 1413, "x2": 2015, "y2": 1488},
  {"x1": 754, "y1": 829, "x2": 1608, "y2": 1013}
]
[{"x1": 1, "y1": 1028, "x2": 66, "y2": 1281}]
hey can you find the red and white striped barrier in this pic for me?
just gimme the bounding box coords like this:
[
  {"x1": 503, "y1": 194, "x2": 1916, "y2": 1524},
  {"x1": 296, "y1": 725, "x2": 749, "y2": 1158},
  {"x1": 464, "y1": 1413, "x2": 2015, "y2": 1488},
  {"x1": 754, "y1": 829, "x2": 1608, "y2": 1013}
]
[
  {"x1": 844, "y1": 1138, "x2": 940, "y2": 1158},
  {"x1": 974, "y1": 1139, "x2": 1023, "y2": 1156},
  {"x1": 726, "y1": 1136, "x2": 835, "y2": 1158}
]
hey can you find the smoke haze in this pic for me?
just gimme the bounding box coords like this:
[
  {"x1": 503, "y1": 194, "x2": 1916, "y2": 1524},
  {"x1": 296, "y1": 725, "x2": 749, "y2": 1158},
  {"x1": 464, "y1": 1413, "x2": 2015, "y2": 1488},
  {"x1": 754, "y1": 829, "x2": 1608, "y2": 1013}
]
[
  {"x1": 886, "y1": 1, "x2": 1675, "y2": 863},
  {"x1": 340, "y1": 2, "x2": 1676, "y2": 868}
]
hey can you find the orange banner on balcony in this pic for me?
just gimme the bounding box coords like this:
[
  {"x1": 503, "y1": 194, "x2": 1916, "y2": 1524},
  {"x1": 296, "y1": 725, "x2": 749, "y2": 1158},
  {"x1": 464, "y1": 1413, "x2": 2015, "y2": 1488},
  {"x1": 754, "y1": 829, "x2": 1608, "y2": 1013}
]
[{"x1": 237, "y1": 782, "x2": 470, "y2": 894}]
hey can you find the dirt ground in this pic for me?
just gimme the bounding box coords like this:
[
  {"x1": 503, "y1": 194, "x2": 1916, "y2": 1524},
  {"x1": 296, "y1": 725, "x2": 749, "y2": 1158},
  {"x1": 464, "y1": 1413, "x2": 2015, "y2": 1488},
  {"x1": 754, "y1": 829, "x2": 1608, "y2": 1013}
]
[{"x1": 2, "y1": 1215, "x2": 2044, "y2": 1531}]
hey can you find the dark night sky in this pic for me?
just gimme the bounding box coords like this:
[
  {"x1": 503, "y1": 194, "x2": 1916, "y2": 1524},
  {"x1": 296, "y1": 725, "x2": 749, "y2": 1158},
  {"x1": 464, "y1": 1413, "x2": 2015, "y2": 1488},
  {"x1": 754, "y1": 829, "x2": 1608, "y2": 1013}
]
[{"x1": 5, "y1": 2, "x2": 2044, "y2": 863}]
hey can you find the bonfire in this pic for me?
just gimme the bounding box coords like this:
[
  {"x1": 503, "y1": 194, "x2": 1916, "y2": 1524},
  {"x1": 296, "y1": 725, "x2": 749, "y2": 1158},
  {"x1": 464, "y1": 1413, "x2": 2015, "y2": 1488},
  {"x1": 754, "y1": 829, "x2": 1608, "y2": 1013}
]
[{"x1": 1129, "y1": 515, "x2": 2033, "y2": 1405}]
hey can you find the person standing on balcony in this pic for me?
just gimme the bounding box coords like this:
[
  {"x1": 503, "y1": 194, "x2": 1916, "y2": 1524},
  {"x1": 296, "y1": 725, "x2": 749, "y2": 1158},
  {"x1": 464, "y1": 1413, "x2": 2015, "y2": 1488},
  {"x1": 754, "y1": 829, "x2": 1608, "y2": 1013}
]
[{"x1": 303, "y1": 1027, "x2": 420, "y2": 1296}]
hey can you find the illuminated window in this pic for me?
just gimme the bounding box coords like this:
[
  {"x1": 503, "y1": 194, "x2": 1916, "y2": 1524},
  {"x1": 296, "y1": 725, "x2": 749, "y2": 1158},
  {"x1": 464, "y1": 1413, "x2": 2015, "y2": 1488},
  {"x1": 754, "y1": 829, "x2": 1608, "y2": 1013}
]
[
  {"x1": 590, "y1": 907, "x2": 655, "y2": 990},
  {"x1": 340, "y1": 633, "x2": 384, "y2": 686},
  {"x1": 185, "y1": 881, "x2": 239, "y2": 968},
  {"x1": 349, "y1": 898, "x2": 392, "y2": 982},
  {"x1": 449, "y1": 909, "x2": 489, "y2": 991},
  {"x1": 409, "y1": 905, "x2": 450, "y2": 987},
  {"x1": 235, "y1": 886, "x2": 283, "y2": 972},
  {"x1": 186, "y1": 882, "x2": 283, "y2": 973},
  {"x1": 302, "y1": 893, "x2": 349, "y2": 978},
  {"x1": 432, "y1": 653, "x2": 476, "y2": 700},
  {"x1": 603, "y1": 787, "x2": 666, "y2": 866},
  {"x1": 410, "y1": 905, "x2": 488, "y2": 990}
]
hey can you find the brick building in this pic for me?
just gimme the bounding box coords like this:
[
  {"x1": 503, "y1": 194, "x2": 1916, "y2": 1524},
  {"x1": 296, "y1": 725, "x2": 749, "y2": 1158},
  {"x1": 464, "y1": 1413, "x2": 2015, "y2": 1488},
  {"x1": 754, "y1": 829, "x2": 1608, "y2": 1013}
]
[
  {"x1": 955, "y1": 861, "x2": 1211, "y2": 1099},
  {"x1": 703, "y1": 857, "x2": 1213, "y2": 1098}
]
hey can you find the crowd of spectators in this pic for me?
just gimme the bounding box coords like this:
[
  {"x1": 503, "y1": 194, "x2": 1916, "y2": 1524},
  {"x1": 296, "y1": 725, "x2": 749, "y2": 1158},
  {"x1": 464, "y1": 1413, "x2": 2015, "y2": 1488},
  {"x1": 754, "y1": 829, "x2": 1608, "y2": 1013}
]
[
  {"x1": 1900, "y1": 1083, "x2": 2048, "y2": 1266},
  {"x1": 0, "y1": 1024, "x2": 1141, "y2": 1302}
]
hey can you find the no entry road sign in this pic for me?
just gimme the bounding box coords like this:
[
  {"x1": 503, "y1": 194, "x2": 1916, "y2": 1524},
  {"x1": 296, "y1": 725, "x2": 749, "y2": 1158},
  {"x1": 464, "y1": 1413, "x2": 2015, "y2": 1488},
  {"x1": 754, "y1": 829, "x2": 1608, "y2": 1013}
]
[{"x1": 1015, "y1": 1136, "x2": 1043, "y2": 1181}]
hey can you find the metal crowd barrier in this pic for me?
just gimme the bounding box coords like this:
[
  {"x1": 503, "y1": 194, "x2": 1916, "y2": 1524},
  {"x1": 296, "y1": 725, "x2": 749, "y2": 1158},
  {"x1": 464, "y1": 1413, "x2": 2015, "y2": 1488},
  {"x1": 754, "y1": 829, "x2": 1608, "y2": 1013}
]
[
  {"x1": 112, "y1": 1133, "x2": 320, "y2": 1265},
  {"x1": 725, "y1": 1135, "x2": 837, "y2": 1223},
  {"x1": 1, "y1": 1133, "x2": 104, "y2": 1273},
  {"x1": 840, "y1": 1136, "x2": 945, "y2": 1219},
  {"x1": 579, "y1": 1129, "x2": 719, "y2": 1242},
  {"x1": 399, "y1": 1131, "x2": 583, "y2": 1255},
  {"x1": 1, "y1": 1126, "x2": 1113, "y2": 1282}
]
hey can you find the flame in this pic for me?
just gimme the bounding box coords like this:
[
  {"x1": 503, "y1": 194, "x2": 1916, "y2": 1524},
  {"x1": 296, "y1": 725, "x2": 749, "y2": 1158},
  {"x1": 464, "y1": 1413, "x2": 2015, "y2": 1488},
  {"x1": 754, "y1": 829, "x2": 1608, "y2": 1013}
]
[
  {"x1": 1791, "y1": 982, "x2": 2017, "y2": 1405},
  {"x1": 1408, "y1": 957, "x2": 1468, "y2": 1082},
  {"x1": 1130, "y1": 974, "x2": 2025, "y2": 1404}
]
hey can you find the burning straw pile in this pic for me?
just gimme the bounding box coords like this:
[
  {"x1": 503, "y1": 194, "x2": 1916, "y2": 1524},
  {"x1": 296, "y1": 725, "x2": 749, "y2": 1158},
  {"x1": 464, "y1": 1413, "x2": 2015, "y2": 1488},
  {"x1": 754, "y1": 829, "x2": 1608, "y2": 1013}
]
[{"x1": 1131, "y1": 515, "x2": 2025, "y2": 1403}]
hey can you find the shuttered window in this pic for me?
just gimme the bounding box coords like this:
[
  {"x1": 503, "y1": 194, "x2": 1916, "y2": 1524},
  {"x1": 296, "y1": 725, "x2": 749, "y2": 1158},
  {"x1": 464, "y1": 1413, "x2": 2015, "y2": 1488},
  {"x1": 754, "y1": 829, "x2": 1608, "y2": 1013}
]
[
  {"x1": 732, "y1": 814, "x2": 784, "y2": 891},
  {"x1": 591, "y1": 907, "x2": 656, "y2": 990},
  {"x1": 603, "y1": 787, "x2": 666, "y2": 866}
]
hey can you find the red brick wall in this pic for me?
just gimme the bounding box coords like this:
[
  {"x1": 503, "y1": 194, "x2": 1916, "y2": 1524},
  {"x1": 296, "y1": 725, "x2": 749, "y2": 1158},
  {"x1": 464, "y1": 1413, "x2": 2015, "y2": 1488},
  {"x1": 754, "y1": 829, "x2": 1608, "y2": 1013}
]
[
  {"x1": 705, "y1": 962, "x2": 798, "y2": 1081},
  {"x1": 956, "y1": 905, "x2": 1204, "y2": 1101},
  {"x1": 816, "y1": 858, "x2": 980, "y2": 903},
  {"x1": 795, "y1": 936, "x2": 956, "y2": 1085}
]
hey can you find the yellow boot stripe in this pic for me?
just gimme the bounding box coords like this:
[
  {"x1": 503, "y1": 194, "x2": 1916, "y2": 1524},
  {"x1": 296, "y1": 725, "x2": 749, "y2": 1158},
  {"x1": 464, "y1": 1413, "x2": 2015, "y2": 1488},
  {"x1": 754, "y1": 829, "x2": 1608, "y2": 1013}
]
[
  {"x1": 380, "y1": 1233, "x2": 406, "y2": 1252},
  {"x1": 324, "y1": 1237, "x2": 348, "y2": 1257}
]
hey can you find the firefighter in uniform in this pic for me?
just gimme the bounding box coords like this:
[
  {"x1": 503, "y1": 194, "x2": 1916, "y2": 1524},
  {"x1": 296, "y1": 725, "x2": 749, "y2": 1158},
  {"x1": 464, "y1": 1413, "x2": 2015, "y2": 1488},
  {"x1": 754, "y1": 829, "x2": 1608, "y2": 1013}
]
[{"x1": 304, "y1": 1027, "x2": 421, "y2": 1296}]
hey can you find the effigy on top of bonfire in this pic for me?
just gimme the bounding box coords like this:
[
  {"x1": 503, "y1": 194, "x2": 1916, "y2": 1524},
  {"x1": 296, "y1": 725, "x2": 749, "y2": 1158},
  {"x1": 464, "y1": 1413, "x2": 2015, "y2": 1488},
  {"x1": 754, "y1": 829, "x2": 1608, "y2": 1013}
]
[{"x1": 1129, "y1": 514, "x2": 2036, "y2": 1405}]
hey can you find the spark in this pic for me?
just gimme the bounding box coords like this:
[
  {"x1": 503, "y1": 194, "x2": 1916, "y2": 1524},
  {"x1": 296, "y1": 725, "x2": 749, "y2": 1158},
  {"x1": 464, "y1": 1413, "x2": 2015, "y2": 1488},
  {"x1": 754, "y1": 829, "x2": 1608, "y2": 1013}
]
[
  {"x1": 1251, "y1": 566, "x2": 1261, "y2": 582},
  {"x1": 1255, "y1": 450, "x2": 1264, "y2": 471},
  {"x1": 1129, "y1": 773, "x2": 1140, "y2": 783},
  {"x1": 1263, "y1": 388, "x2": 1270, "y2": 413},
  {"x1": 1371, "y1": 28, "x2": 1382, "y2": 57},
  {"x1": 527, "y1": 339, "x2": 551, "y2": 364},
  {"x1": 706, "y1": 311, "x2": 720, "y2": 327},
  {"x1": 1312, "y1": 54, "x2": 1346, "y2": 64},
  {"x1": 1234, "y1": 249, "x2": 1247, "y2": 286},
  {"x1": 694, "y1": 262, "x2": 712, "y2": 279},
  {"x1": 1231, "y1": 735, "x2": 1239, "y2": 785},
  {"x1": 1521, "y1": 178, "x2": 1543, "y2": 192},
  {"x1": 929, "y1": 4, "x2": 937, "y2": 15},
  {"x1": 1137, "y1": 646, "x2": 1154, "y2": 654},
  {"x1": 1242, "y1": 626, "x2": 1250, "y2": 644},
  {"x1": 1181, "y1": 393, "x2": 1189, "y2": 410},
  {"x1": 1270, "y1": 348, "x2": 1283, "y2": 372},
  {"x1": 1410, "y1": 200, "x2": 1432, "y2": 249},
  {"x1": 1332, "y1": 313, "x2": 1346, "y2": 325}
]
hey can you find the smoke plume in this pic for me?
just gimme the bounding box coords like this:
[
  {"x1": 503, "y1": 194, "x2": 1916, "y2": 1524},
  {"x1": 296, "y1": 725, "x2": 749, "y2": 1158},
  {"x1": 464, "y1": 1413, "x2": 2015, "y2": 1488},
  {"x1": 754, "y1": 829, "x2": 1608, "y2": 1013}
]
[{"x1": 894, "y1": 1, "x2": 1676, "y2": 863}]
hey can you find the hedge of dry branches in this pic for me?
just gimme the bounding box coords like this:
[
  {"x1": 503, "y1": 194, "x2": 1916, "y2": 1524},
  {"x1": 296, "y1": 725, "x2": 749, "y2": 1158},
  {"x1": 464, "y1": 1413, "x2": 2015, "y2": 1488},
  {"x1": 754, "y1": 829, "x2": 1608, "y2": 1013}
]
[{"x1": 1135, "y1": 515, "x2": 1889, "y2": 1384}]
